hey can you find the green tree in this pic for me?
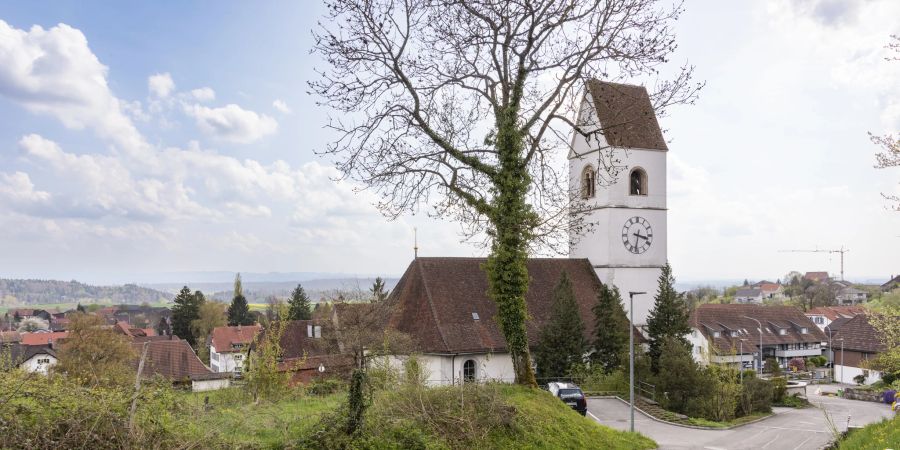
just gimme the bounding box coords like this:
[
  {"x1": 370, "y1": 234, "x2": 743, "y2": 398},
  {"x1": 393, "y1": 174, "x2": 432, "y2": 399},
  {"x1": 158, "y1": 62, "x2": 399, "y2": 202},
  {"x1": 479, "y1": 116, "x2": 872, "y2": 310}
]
[
  {"x1": 192, "y1": 301, "x2": 227, "y2": 363},
  {"x1": 533, "y1": 272, "x2": 586, "y2": 380},
  {"x1": 227, "y1": 273, "x2": 255, "y2": 326},
  {"x1": 170, "y1": 286, "x2": 204, "y2": 346},
  {"x1": 591, "y1": 284, "x2": 630, "y2": 373},
  {"x1": 654, "y1": 337, "x2": 703, "y2": 414},
  {"x1": 55, "y1": 312, "x2": 136, "y2": 387},
  {"x1": 287, "y1": 284, "x2": 312, "y2": 320},
  {"x1": 246, "y1": 305, "x2": 292, "y2": 402},
  {"x1": 370, "y1": 277, "x2": 389, "y2": 303},
  {"x1": 76, "y1": 303, "x2": 86, "y2": 313},
  {"x1": 646, "y1": 263, "x2": 691, "y2": 373},
  {"x1": 312, "y1": 0, "x2": 699, "y2": 385}
]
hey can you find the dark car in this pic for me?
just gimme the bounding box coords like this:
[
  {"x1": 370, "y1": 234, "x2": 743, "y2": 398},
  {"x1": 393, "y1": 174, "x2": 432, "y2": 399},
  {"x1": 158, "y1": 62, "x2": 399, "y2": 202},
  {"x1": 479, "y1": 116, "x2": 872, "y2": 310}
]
[{"x1": 548, "y1": 382, "x2": 587, "y2": 416}]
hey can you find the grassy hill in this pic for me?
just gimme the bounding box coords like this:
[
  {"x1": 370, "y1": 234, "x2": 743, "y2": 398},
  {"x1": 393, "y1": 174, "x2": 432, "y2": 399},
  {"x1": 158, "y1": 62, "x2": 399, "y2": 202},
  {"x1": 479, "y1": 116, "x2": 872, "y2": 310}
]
[{"x1": 838, "y1": 414, "x2": 899, "y2": 449}]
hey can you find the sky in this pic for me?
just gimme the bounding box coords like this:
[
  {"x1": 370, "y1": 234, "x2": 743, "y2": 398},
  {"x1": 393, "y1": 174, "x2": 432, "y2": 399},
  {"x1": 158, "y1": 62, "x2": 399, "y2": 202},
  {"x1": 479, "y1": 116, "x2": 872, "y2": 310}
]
[{"x1": 0, "y1": 0, "x2": 897, "y2": 285}]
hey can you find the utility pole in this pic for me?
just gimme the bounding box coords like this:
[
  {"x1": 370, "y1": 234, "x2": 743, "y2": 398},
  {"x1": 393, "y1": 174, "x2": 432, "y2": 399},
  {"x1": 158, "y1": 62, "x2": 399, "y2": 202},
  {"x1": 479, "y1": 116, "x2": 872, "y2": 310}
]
[
  {"x1": 628, "y1": 291, "x2": 646, "y2": 433},
  {"x1": 744, "y1": 316, "x2": 764, "y2": 375},
  {"x1": 778, "y1": 246, "x2": 850, "y2": 281}
]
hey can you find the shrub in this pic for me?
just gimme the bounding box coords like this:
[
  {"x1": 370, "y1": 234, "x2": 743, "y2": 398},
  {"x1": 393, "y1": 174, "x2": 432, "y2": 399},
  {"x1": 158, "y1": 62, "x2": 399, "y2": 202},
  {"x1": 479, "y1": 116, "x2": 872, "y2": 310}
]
[
  {"x1": 738, "y1": 377, "x2": 773, "y2": 416},
  {"x1": 853, "y1": 373, "x2": 867, "y2": 385},
  {"x1": 809, "y1": 356, "x2": 827, "y2": 368},
  {"x1": 787, "y1": 358, "x2": 805, "y2": 372},
  {"x1": 772, "y1": 377, "x2": 787, "y2": 403},
  {"x1": 308, "y1": 377, "x2": 346, "y2": 396},
  {"x1": 882, "y1": 371, "x2": 897, "y2": 385}
]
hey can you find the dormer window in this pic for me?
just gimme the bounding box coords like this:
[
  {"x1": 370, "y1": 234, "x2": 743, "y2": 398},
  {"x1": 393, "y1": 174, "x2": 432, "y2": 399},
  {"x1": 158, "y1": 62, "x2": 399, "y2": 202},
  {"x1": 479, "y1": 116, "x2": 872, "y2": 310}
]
[
  {"x1": 713, "y1": 331, "x2": 721, "y2": 338},
  {"x1": 629, "y1": 168, "x2": 648, "y2": 196},
  {"x1": 778, "y1": 329, "x2": 787, "y2": 336},
  {"x1": 730, "y1": 331, "x2": 739, "y2": 337},
  {"x1": 581, "y1": 166, "x2": 596, "y2": 199},
  {"x1": 800, "y1": 327, "x2": 808, "y2": 334}
]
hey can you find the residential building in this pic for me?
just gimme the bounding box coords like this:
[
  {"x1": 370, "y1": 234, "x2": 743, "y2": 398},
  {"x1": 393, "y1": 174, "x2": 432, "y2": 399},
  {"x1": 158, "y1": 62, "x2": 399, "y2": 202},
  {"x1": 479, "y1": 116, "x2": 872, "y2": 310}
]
[
  {"x1": 805, "y1": 305, "x2": 865, "y2": 331},
  {"x1": 263, "y1": 320, "x2": 351, "y2": 384},
  {"x1": 19, "y1": 331, "x2": 69, "y2": 346},
  {"x1": 881, "y1": 274, "x2": 900, "y2": 292},
  {"x1": 132, "y1": 338, "x2": 230, "y2": 392},
  {"x1": 8, "y1": 344, "x2": 57, "y2": 374},
  {"x1": 826, "y1": 314, "x2": 886, "y2": 385},
  {"x1": 834, "y1": 286, "x2": 869, "y2": 305},
  {"x1": 384, "y1": 257, "x2": 607, "y2": 385},
  {"x1": 756, "y1": 282, "x2": 784, "y2": 300},
  {"x1": 209, "y1": 324, "x2": 261, "y2": 374},
  {"x1": 688, "y1": 304, "x2": 827, "y2": 369},
  {"x1": 803, "y1": 272, "x2": 830, "y2": 283},
  {"x1": 734, "y1": 288, "x2": 764, "y2": 304}
]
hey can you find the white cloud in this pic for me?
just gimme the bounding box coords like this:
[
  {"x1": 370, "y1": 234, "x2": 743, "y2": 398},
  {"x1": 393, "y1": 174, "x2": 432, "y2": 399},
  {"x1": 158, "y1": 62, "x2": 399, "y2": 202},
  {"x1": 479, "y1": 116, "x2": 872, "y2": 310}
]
[
  {"x1": 184, "y1": 103, "x2": 278, "y2": 144},
  {"x1": 148, "y1": 72, "x2": 175, "y2": 98},
  {"x1": 0, "y1": 20, "x2": 149, "y2": 156},
  {"x1": 190, "y1": 87, "x2": 216, "y2": 102},
  {"x1": 272, "y1": 99, "x2": 292, "y2": 114},
  {"x1": 0, "y1": 171, "x2": 51, "y2": 205}
]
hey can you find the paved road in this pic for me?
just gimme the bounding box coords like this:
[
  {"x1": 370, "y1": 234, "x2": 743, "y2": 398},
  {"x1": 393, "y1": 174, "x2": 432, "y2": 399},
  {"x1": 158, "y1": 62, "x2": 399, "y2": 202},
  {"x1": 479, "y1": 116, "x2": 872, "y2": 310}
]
[{"x1": 587, "y1": 387, "x2": 894, "y2": 450}]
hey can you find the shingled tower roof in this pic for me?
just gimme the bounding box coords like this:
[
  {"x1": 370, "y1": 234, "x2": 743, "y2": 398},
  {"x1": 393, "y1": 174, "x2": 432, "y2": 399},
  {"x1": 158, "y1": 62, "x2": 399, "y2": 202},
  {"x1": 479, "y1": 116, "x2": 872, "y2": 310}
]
[{"x1": 586, "y1": 80, "x2": 668, "y2": 151}]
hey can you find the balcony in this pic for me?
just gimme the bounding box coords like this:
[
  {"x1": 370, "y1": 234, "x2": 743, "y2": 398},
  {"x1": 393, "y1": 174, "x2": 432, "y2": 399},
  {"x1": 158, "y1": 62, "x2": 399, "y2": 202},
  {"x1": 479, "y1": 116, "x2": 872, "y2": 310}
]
[{"x1": 775, "y1": 348, "x2": 822, "y2": 358}]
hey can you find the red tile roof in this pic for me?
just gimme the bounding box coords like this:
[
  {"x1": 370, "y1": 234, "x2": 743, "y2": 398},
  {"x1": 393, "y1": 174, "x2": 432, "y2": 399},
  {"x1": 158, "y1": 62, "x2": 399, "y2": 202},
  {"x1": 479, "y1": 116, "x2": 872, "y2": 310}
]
[
  {"x1": 387, "y1": 258, "x2": 607, "y2": 354},
  {"x1": 210, "y1": 325, "x2": 261, "y2": 353},
  {"x1": 831, "y1": 314, "x2": 886, "y2": 353},
  {"x1": 20, "y1": 331, "x2": 69, "y2": 346},
  {"x1": 804, "y1": 272, "x2": 830, "y2": 283},
  {"x1": 132, "y1": 339, "x2": 214, "y2": 381},
  {"x1": 806, "y1": 306, "x2": 865, "y2": 321},
  {"x1": 586, "y1": 80, "x2": 668, "y2": 151}
]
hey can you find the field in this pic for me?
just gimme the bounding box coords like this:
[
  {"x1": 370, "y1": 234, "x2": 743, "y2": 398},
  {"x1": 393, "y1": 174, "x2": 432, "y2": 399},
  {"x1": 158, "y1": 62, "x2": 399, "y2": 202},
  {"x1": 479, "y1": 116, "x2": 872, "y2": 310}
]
[{"x1": 0, "y1": 301, "x2": 172, "y2": 315}]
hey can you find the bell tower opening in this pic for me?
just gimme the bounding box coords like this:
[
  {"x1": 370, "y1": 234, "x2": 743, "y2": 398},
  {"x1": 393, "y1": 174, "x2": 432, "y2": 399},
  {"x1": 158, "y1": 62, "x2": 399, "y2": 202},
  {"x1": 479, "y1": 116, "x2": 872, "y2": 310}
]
[
  {"x1": 629, "y1": 167, "x2": 648, "y2": 196},
  {"x1": 581, "y1": 165, "x2": 596, "y2": 199}
]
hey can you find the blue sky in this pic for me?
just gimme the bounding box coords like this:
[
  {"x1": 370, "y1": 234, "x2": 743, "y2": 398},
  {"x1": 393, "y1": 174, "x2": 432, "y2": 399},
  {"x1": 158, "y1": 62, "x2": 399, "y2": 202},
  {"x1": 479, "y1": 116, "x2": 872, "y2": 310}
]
[{"x1": 0, "y1": 1, "x2": 898, "y2": 284}]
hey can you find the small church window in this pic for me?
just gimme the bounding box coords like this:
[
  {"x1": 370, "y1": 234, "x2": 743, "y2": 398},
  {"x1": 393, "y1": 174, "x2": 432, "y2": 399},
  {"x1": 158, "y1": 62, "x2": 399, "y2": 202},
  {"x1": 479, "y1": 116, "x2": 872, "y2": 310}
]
[
  {"x1": 581, "y1": 165, "x2": 596, "y2": 199},
  {"x1": 629, "y1": 168, "x2": 648, "y2": 196},
  {"x1": 462, "y1": 359, "x2": 476, "y2": 382}
]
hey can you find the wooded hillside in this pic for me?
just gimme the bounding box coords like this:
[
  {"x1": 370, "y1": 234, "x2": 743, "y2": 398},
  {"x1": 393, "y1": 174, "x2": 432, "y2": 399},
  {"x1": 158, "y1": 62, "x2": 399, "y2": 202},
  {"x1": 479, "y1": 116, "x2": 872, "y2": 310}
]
[{"x1": 0, "y1": 279, "x2": 169, "y2": 306}]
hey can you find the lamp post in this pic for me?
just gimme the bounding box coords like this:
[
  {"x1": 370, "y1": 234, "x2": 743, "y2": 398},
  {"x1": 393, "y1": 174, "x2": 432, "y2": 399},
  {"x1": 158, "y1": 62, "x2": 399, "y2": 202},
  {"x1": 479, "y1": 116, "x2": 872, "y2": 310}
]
[
  {"x1": 743, "y1": 316, "x2": 763, "y2": 375},
  {"x1": 739, "y1": 338, "x2": 748, "y2": 385},
  {"x1": 628, "y1": 291, "x2": 646, "y2": 433}
]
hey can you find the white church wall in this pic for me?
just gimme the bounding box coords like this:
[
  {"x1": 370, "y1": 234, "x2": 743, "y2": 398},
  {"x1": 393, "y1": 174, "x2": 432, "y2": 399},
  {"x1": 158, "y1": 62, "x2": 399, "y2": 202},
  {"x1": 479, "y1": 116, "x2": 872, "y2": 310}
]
[
  {"x1": 594, "y1": 266, "x2": 662, "y2": 325},
  {"x1": 379, "y1": 353, "x2": 516, "y2": 386}
]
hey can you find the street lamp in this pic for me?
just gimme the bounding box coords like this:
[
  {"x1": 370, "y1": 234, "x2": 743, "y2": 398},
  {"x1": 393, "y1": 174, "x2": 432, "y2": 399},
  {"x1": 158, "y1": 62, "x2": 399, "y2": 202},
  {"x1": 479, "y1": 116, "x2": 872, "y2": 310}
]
[
  {"x1": 738, "y1": 338, "x2": 748, "y2": 385},
  {"x1": 743, "y1": 316, "x2": 764, "y2": 375},
  {"x1": 628, "y1": 291, "x2": 646, "y2": 434}
]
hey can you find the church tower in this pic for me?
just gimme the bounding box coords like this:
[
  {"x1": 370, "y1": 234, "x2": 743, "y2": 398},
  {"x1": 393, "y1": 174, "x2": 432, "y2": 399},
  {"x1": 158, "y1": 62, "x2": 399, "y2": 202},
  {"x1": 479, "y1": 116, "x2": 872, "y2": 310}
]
[{"x1": 569, "y1": 80, "x2": 668, "y2": 325}]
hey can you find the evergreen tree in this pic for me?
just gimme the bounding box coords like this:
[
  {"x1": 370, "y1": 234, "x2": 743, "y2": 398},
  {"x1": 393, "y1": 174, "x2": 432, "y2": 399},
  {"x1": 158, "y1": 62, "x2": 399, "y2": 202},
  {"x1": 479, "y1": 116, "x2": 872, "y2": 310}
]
[
  {"x1": 591, "y1": 284, "x2": 630, "y2": 373},
  {"x1": 171, "y1": 286, "x2": 204, "y2": 346},
  {"x1": 227, "y1": 273, "x2": 255, "y2": 326},
  {"x1": 646, "y1": 263, "x2": 692, "y2": 373},
  {"x1": 287, "y1": 284, "x2": 312, "y2": 320},
  {"x1": 533, "y1": 272, "x2": 586, "y2": 380},
  {"x1": 370, "y1": 277, "x2": 389, "y2": 303},
  {"x1": 76, "y1": 303, "x2": 86, "y2": 313},
  {"x1": 155, "y1": 316, "x2": 170, "y2": 336}
]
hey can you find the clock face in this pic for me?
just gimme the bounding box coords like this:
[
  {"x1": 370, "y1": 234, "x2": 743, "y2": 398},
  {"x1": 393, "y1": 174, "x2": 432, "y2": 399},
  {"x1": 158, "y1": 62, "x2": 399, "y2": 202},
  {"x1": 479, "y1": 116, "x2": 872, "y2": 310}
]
[{"x1": 621, "y1": 216, "x2": 653, "y2": 254}]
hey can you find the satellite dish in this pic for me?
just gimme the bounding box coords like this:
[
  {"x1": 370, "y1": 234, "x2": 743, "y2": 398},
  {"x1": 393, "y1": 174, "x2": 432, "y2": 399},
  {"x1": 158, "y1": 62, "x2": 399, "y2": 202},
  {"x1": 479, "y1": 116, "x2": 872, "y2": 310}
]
[{"x1": 318, "y1": 363, "x2": 326, "y2": 373}]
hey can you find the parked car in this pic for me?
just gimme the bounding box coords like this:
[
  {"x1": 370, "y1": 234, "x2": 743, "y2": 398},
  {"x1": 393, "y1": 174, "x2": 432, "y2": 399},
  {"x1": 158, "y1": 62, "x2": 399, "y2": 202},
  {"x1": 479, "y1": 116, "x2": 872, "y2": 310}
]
[{"x1": 548, "y1": 382, "x2": 587, "y2": 416}]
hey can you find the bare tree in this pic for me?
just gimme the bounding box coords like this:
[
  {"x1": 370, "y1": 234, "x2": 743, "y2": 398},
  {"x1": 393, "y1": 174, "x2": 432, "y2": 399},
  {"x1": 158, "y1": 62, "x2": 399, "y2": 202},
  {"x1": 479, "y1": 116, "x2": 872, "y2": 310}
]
[
  {"x1": 871, "y1": 35, "x2": 900, "y2": 210},
  {"x1": 312, "y1": 0, "x2": 701, "y2": 384}
]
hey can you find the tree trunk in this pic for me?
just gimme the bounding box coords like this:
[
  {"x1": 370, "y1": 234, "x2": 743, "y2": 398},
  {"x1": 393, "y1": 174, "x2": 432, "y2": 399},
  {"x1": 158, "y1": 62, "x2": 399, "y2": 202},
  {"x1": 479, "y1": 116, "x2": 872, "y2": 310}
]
[{"x1": 486, "y1": 97, "x2": 537, "y2": 387}]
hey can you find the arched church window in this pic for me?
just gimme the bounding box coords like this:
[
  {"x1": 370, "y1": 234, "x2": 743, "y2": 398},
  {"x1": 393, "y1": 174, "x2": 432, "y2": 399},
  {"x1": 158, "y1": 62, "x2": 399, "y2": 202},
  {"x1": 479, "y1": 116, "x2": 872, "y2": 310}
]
[
  {"x1": 629, "y1": 168, "x2": 648, "y2": 196},
  {"x1": 581, "y1": 165, "x2": 596, "y2": 199},
  {"x1": 462, "y1": 359, "x2": 476, "y2": 382}
]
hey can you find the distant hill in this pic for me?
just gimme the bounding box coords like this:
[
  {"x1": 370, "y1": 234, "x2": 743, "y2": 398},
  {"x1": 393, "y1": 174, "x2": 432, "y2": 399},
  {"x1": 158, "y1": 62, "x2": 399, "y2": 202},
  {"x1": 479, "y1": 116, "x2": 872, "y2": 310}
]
[
  {"x1": 0, "y1": 279, "x2": 170, "y2": 306},
  {"x1": 145, "y1": 278, "x2": 400, "y2": 303}
]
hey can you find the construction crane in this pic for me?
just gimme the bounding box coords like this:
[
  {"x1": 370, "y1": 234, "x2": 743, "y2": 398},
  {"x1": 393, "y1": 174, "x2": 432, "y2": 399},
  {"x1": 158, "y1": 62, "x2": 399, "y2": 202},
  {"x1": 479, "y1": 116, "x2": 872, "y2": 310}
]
[{"x1": 778, "y1": 246, "x2": 850, "y2": 281}]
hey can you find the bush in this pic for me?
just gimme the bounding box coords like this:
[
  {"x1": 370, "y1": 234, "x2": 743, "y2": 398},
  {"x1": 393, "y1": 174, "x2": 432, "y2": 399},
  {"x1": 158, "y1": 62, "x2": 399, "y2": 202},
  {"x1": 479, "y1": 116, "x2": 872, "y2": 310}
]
[
  {"x1": 738, "y1": 377, "x2": 773, "y2": 416},
  {"x1": 308, "y1": 377, "x2": 346, "y2": 396},
  {"x1": 853, "y1": 373, "x2": 867, "y2": 385},
  {"x1": 808, "y1": 356, "x2": 827, "y2": 368},
  {"x1": 772, "y1": 377, "x2": 787, "y2": 403},
  {"x1": 787, "y1": 358, "x2": 805, "y2": 372},
  {"x1": 882, "y1": 371, "x2": 897, "y2": 385},
  {"x1": 774, "y1": 393, "x2": 809, "y2": 408}
]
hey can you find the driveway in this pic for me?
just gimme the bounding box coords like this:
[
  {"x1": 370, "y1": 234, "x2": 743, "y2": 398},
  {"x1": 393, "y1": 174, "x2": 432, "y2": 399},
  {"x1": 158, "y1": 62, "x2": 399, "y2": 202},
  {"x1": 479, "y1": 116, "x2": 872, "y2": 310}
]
[{"x1": 587, "y1": 387, "x2": 894, "y2": 450}]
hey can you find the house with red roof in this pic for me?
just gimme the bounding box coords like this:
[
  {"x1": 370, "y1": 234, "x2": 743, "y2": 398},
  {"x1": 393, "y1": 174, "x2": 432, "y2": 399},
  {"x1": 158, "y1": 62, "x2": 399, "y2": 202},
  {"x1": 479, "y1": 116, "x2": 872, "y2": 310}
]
[
  {"x1": 805, "y1": 305, "x2": 865, "y2": 331},
  {"x1": 132, "y1": 338, "x2": 231, "y2": 391},
  {"x1": 209, "y1": 324, "x2": 261, "y2": 374}
]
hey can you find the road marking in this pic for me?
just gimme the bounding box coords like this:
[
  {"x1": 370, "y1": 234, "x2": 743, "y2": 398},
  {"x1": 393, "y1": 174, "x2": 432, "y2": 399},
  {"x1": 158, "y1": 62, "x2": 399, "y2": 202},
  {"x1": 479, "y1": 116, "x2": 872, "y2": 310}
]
[
  {"x1": 750, "y1": 425, "x2": 829, "y2": 434},
  {"x1": 760, "y1": 432, "x2": 781, "y2": 449},
  {"x1": 792, "y1": 435, "x2": 815, "y2": 450},
  {"x1": 587, "y1": 411, "x2": 602, "y2": 423}
]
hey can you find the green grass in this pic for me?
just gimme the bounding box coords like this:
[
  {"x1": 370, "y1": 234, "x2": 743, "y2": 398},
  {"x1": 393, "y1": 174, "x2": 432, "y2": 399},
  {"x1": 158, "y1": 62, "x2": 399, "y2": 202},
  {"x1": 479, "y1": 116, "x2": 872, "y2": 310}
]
[
  {"x1": 176, "y1": 388, "x2": 346, "y2": 447},
  {"x1": 838, "y1": 414, "x2": 900, "y2": 449},
  {"x1": 488, "y1": 385, "x2": 655, "y2": 449},
  {"x1": 687, "y1": 412, "x2": 772, "y2": 428}
]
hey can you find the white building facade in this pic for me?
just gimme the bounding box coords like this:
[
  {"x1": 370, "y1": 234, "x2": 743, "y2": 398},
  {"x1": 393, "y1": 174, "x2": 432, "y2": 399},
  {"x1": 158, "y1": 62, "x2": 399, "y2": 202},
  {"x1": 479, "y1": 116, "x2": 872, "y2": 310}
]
[{"x1": 569, "y1": 80, "x2": 668, "y2": 325}]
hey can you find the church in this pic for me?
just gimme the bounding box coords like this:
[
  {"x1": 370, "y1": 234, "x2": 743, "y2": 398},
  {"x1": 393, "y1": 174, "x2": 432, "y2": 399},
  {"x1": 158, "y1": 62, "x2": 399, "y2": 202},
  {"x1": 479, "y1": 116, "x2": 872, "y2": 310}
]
[{"x1": 384, "y1": 80, "x2": 668, "y2": 385}]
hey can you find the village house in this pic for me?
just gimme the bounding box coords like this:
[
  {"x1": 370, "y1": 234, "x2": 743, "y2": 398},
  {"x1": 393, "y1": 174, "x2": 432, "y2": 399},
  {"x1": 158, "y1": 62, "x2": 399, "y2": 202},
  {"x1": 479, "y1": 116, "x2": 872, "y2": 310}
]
[
  {"x1": 209, "y1": 324, "x2": 261, "y2": 374},
  {"x1": 7, "y1": 344, "x2": 57, "y2": 374},
  {"x1": 753, "y1": 281, "x2": 784, "y2": 300},
  {"x1": 882, "y1": 274, "x2": 900, "y2": 292},
  {"x1": 825, "y1": 314, "x2": 886, "y2": 385},
  {"x1": 383, "y1": 257, "x2": 607, "y2": 385},
  {"x1": 734, "y1": 288, "x2": 764, "y2": 304},
  {"x1": 805, "y1": 305, "x2": 865, "y2": 331},
  {"x1": 834, "y1": 285, "x2": 869, "y2": 305},
  {"x1": 688, "y1": 304, "x2": 827, "y2": 370},
  {"x1": 132, "y1": 337, "x2": 231, "y2": 392},
  {"x1": 804, "y1": 272, "x2": 830, "y2": 283}
]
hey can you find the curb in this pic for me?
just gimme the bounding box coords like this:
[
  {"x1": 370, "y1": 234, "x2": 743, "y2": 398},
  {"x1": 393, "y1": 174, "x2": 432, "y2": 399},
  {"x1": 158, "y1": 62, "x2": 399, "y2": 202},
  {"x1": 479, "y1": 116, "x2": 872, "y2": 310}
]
[{"x1": 587, "y1": 395, "x2": 776, "y2": 430}]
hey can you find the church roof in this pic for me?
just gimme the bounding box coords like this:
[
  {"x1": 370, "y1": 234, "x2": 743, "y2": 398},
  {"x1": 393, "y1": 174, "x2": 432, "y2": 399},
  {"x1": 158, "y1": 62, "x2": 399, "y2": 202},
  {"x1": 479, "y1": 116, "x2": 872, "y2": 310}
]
[
  {"x1": 386, "y1": 257, "x2": 619, "y2": 354},
  {"x1": 586, "y1": 80, "x2": 668, "y2": 151}
]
